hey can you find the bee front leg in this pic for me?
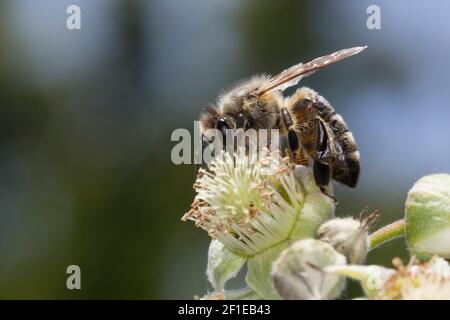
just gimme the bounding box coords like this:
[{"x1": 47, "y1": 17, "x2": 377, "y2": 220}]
[{"x1": 196, "y1": 133, "x2": 211, "y2": 173}]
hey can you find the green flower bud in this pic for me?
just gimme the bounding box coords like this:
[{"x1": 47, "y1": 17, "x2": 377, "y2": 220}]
[
  {"x1": 271, "y1": 239, "x2": 347, "y2": 300},
  {"x1": 405, "y1": 174, "x2": 450, "y2": 260}
]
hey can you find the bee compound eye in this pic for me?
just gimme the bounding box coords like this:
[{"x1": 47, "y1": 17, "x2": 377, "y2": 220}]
[{"x1": 217, "y1": 117, "x2": 229, "y2": 130}]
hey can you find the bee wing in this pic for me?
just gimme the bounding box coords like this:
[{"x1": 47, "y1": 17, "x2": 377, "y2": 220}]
[{"x1": 257, "y1": 46, "x2": 367, "y2": 95}]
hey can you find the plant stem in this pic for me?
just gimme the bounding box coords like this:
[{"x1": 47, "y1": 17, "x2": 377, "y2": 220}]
[{"x1": 369, "y1": 219, "x2": 405, "y2": 250}]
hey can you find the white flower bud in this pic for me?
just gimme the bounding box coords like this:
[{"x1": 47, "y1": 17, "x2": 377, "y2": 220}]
[
  {"x1": 405, "y1": 174, "x2": 450, "y2": 260},
  {"x1": 271, "y1": 239, "x2": 347, "y2": 300},
  {"x1": 317, "y1": 208, "x2": 380, "y2": 264}
]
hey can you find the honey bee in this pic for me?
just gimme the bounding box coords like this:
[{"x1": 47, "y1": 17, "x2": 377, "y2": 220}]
[{"x1": 199, "y1": 47, "x2": 366, "y2": 198}]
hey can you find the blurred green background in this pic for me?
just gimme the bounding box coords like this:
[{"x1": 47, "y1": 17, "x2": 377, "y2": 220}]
[{"x1": 0, "y1": 0, "x2": 449, "y2": 299}]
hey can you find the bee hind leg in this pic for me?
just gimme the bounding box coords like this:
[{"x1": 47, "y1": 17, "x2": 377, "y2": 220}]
[
  {"x1": 314, "y1": 118, "x2": 338, "y2": 203},
  {"x1": 313, "y1": 160, "x2": 338, "y2": 203}
]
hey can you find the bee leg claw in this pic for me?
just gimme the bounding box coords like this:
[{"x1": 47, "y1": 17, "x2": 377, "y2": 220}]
[{"x1": 320, "y1": 187, "x2": 339, "y2": 204}]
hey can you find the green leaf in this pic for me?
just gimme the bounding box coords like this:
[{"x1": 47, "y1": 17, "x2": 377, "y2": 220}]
[
  {"x1": 207, "y1": 239, "x2": 246, "y2": 290},
  {"x1": 245, "y1": 241, "x2": 288, "y2": 300}
]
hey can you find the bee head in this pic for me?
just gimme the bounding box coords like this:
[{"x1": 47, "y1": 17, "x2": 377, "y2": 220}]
[{"x1": 200, "y1": 77, "x2": 282, "y2": 135}]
